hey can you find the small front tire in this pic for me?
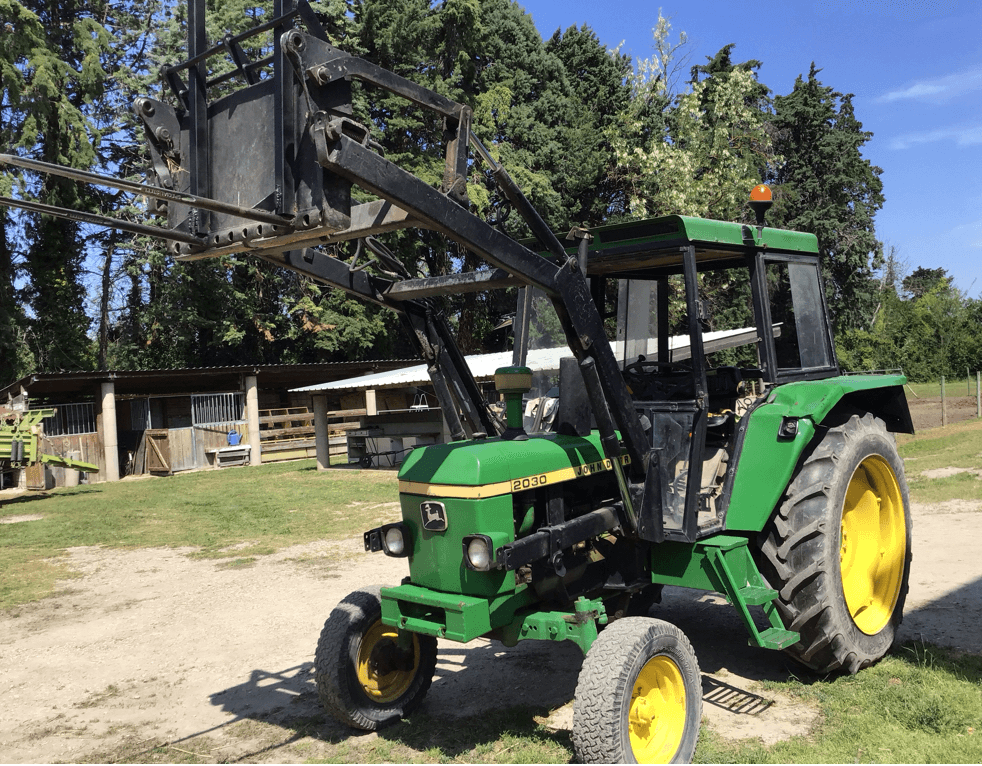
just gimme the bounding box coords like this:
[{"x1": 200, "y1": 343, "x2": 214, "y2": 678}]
[
  {"x1": 572, "y1": 618, "x2": 702, "y2": 764},
  {"x1": 314, "y1": 586, "x2": 437, "y2": 730}
]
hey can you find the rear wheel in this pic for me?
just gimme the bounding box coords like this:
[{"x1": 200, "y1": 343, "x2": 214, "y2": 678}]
[
  {"x1": 314, "y1": 586, "x2": 438, "y2": 730},
  {"x1": 572, "y1": 618, "x2": 702, "y2": 763},
  {"x1": 758, "y1": 413, "x2": 912, "y2": 674}
]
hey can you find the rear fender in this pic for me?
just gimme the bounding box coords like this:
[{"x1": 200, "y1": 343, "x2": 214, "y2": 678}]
[{"x1": 722, "y1": 376, "x2": 911, "y2": 533}]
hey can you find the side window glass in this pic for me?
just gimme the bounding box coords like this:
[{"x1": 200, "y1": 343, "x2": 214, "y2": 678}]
[{"x1": 766, "y1": 260, "x2": 832, "y2": 372}]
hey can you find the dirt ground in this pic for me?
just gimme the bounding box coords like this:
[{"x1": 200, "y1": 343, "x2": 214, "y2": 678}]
[
  {"x1": 907, "y1": 394, "x2": 980, "y2": 431},
  {"x1": 1, "y1": 489, "x2": 980, "y2": 764}
]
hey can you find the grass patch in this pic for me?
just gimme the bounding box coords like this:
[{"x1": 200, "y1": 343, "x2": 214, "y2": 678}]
[
  {"x1": 75, "y1": 683, "x2": 123, "y2": 709},
  {"x1": 378, "y1": 707, "x2": 573, "y2": 764},
  {"x1": 906, "y1": 379, "x2": 982, "y2": 399},
  {"x1": 0, "y1": 552, "x2": 78, "y2": 611},
  {"x1": 897, "y1": 418, "x2": 982, "y2": 504},
  {"x1": 695, "y1": 642, "x2": 982, "y2": 763},
  {"x1": 187, "y1": 543, "x2": 277, "y2": 560},
  {"x1": 0, "y1": 460, "x2": 399, "y2": 609}
]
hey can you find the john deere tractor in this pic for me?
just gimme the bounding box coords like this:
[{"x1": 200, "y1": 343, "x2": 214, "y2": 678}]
[{"x1": 0, "y1": 2, "x2": 912, "y2": 761}]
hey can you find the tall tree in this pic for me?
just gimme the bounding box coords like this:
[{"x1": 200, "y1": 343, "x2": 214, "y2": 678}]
[
  {"x1": 545, "y1": 24, "x2": 632, "y2": 224},
  {"x1": 902, "y1": 266, "x2": 948, "y2": 300},
  {"x1": 769, "y1": 64, "x2": 884, "y2": 334},
  {"x1": 2, "y1": 0, "x2": 122, "y2": 372},
  {"x1": 612, "y1": 42, "x2": 772, "y2": 221}
]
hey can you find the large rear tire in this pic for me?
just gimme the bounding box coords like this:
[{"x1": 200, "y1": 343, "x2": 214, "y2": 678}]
[
  {"x1": 758, "y1": 413, "x2": 912, "y2": 674},
  {"x1": 314, "y1": 586, "x2": 438, "y2": 730},
  {"x1": 572, "y1": 618, "x2": 702, "y2": 764}
]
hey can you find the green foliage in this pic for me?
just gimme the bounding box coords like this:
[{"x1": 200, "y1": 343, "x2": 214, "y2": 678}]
[
  {"x1": 769, "y1": 64, "x2": 884, "y2": 334},
  {"x1": 613, "y1": 38, "x2": 773, "y2": 221},
  {"x1": 836, "y1": 265, "x2": 979, "y2": 380},
  {"x1": 7, "y1": 0, "x2": 977, "y2": 384},
  {"x1": 1, "y1": 0, "x2": 121, "y2": 373},
  {"x1": 544, "y1": 24, "x2": 632, "y2": 224}
]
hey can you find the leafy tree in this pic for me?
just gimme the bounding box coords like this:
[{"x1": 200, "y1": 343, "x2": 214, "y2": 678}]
[
  {"x1": 0, "y1": 181, "x2": 35, "y2": 384},
  {"x1": 902, "y1": 266, "x2": 948, "y2": 300},
  {"x1": 545, "y1": 24, "x2": 632, "y2": 224},
  {"x1": 612, "y1": 43, "x2": 773, "y2": 222},
  {"x1": 836, "y1": 262, "x2": 981, "y2": 381},
  {"x1": 1, "y1": 0, "x2": 119, "y2": 373},
  {"x1": 769, "y1": 64, "x2": 884, "y2": 334}
]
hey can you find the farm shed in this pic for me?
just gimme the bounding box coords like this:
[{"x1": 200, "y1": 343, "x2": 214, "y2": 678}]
[
  {"x1": 293, "y1": 326, "x2": 764, "y2": 469},
  {"x1": 1, "y1": 361, "x2": 410, "y2": 488}
]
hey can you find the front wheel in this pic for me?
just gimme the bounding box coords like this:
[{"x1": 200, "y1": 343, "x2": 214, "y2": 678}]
[
  {"x1": 314, "y1": 586, "x2": 438, "y2": 730},
  {"x1": 758, "y1": 413, "x2": 912, "y2": 674},
  {"x1": 572, "y1": 618, "x2": 702, "y2": 764}
]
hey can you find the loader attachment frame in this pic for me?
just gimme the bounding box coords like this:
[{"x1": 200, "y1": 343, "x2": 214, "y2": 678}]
[{"x1": 1, "y1": 0, "x2": 649, "y2": 479}]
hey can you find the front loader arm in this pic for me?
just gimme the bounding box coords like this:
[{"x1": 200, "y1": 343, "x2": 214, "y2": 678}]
[
  {"x1": 0, "y1": 0, "x2": 648, "y2": 476},
  {"x1": 252, "y1": 246, "x2": 500, "y2": 440},
  {"x1": 308, "y1": 120, "x2": 648, "y2": 474}
]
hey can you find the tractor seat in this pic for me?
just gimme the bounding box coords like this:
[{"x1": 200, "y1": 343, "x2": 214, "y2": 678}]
[{"x1": 706, "y1": 412, "x2": 734, "y2": 430}]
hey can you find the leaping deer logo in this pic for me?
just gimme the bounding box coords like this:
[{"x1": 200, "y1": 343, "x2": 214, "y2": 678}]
[{"x1": 420, "y1": 501, "x2": 447, "y2": 531}]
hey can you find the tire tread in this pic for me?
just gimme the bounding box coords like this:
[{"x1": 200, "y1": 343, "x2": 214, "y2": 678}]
[{"x1": 756, "y1": 413, "x2": 912, "y2": 674}]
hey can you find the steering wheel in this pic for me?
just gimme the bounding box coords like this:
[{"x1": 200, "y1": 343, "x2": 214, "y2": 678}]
[{"x1": 625, "y1": 359, "x2": 689, "y2": 377}]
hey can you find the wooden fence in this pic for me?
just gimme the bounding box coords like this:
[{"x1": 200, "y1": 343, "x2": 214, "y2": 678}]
[{"x1": 258, "y1": 407, "x2": 366, "y2": 463}]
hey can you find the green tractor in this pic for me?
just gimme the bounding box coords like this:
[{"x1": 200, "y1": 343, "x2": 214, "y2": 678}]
[
  {"x1": 321, "y1": 208, "x2": 911, "y2": 763},
  {"x1": 0, "y1": 2, "x2": 912, "y2": 760}
]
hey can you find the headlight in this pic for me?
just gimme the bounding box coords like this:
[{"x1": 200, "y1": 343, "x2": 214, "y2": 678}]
[
  {"x1": 462, "y1": 534, "x2": 495, "y2": 571},
  {"x1": 384, "y1": 526, "x2": 405, "y2": 556},
  {"x1": 363, "y1": 523, "x2": 411, "y2": 557}
]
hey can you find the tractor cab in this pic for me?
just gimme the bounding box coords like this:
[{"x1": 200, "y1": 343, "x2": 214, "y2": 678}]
[{"x1": 540, "y1": 211, "x2": 836, "y2": 542}]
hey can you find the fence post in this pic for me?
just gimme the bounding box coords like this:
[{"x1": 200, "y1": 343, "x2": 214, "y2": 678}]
[
  {"x1": 941, "y1": 376, "x2": 947, "y2": 428},
  {"x1": 977, "y1": 371, "x2": 981, "y2": 419}
]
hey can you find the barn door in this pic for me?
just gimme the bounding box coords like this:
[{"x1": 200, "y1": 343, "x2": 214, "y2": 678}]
[{"x1": 145, "y1": 430, "x2": 171, "y2": 473}]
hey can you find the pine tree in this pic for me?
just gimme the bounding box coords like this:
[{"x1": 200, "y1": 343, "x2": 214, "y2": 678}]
[
  {"x1": 545, "y1": 24, "x2": 632, "y2": 224},
  {"x1": 2, "y1": 0, "x2": 117, "y2": 372},
  {"x1": 769, "y1": 64, "x2": 884, "y2": 334}
]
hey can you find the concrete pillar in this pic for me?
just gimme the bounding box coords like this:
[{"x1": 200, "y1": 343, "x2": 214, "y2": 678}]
[
  {"x1": 100, "y1": 381, "x2": 120, "y2": 482},
  {"x1": 365, "y1": 388, "x2": 377, "y2": 416},
  {"x1": 313, "y1": 394, "x2": 330, "y2": 471},
  {"x1": 245, "y1": 375, "x2": 262, "y2": 466}
]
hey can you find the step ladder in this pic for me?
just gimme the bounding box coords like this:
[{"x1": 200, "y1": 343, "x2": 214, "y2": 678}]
[
  {"x1": 700, "y1": 536, "x2": 799, "y2": 650},
  {"x1": 649, "y1": 534, "x2": 799, "y2": 650}
]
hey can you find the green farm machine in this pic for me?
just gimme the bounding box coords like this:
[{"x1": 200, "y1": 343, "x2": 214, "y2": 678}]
[
  {"x1": 0, "y1": 2, "x2": 913, "y2": 760},
  {"x1": 1, "y1": 400, "x2": 99, "y2": 486}
]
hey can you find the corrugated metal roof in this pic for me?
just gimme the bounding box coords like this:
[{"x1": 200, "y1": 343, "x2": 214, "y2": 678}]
[
  {"x1": 292, "y1": 327, "x2": 757, "y2": 393},
  {"x1": 2, "y1": 361, "x2": 417, "y2": 400}
]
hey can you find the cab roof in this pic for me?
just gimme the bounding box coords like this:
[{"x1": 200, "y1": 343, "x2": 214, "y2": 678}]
[{"x1": 533, "y1": 215, "x2": 820, "y2": 279}]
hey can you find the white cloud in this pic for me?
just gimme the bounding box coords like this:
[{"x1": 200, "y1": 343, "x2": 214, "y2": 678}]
[
  {"x1": 889, "y1": 125, "x2": 982, "y2": 150},
  {"x1": 949, "y1": 218, "x2": 982, "y2": 250},
  {"x1": 878, "y1": 65, "x2": 982, "y2": 103}
]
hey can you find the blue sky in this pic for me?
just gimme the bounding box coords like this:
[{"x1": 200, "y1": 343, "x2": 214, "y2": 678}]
[{"x1": 520, "y1": 0, "x2": 982, "y2": 298}]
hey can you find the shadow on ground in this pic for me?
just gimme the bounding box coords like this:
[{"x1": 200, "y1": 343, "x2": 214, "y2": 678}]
[{"x1": 139, "y1": 577, "x2": 980, "y2": 761}]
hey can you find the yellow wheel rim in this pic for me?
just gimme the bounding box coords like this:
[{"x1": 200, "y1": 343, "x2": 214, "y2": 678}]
[
  {"x1": 840, "y1": 455, "x2": 906, "y2": 635},
  {"x1": 628, "y1": 655, "x2": 686, "y2": 763},
  {"x1": 355, "y1": 621, "x2": 420, "y2": 703}
]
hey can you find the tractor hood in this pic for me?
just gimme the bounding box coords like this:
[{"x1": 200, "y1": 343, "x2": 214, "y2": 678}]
[{"x1": 397, "y1": 431, "x2": 623, "y2": 498}]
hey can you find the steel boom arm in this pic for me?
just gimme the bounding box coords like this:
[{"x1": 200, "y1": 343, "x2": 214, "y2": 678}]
[{"x1": 309, "y1": 126, "x2": 648, "y2": 473}]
